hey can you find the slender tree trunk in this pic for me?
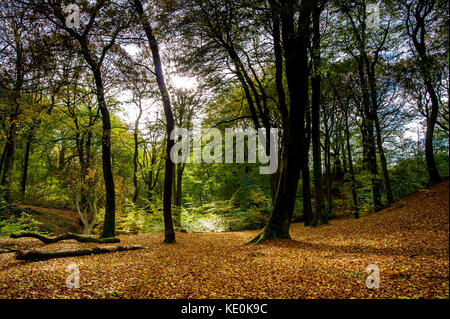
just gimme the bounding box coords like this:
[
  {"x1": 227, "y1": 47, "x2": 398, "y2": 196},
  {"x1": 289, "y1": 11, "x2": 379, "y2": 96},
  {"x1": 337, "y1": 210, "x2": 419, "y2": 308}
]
[
  {"x1": 367, "y1": 60, "x2": 393, "y2": 204},
  {"x1": 20, "y1": 131, "x2": 33, "y2": 197},
  {"x1": 134, "y1": 0, "x2": 175, "y2": 243},
  {"x1": 374, "y1": 114, "x2": 394, "y2": 204},
  {"x1": 58, "y1": 145, "x2": 65, "y2": 171},
  {"x1": 423, "y1": 79, "x2": 442, "y2": 184},
  {"x1": 92, "y1": 70, "x2": 116, "y2": 238},
  {"x1": 357, "y1": 60, "x2": 383, "y2": 212},
  {"x1": 302, "y1": 107, "x2": 313, "y2": 225},
  {"x1": 310, "y1": 1, "x2": 324, "y2": 226},
  {"x1": 325, "y1": 131, "x2": 332, "y2": 219},
  {"x1": 1, "y1": 124, "x2": 16, "y2": 202},
  {"x1": 407, "y1": 6, "x2": 442, "y2": 185},
  {"x1": 132, "y1": 128, "x2": 140, "y2": 204},
  {"x1": 269, "y1": 0, "x2": 287, "y2": 205},
  {"x1": 344, "y1": 112, "x2": 359, "y2": 219}
]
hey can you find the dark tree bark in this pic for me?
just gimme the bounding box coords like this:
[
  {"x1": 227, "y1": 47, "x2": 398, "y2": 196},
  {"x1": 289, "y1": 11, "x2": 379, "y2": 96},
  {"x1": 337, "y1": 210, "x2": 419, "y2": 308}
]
[
  {"x1": 249, "y1": 0, "x2": 312, "y2": 243},
  {"x1": 15, "y1": 245, "x2": 145, "y2": 261},
  {"x1": 134, "y1": 0, "x2": 175, "y2": 243},
  {"x1": 344, "y1": 109, "x2": 359, "y2": 219},
  {"x1": 357, "y1": 59, "x2": 383, "y2": 212},
  {"x1": 404, "y1": 0, "x2": 442, "y2": 185},
  {"x1": 1, "y1": 92, "x2": 21, "y2": 202},
  {"x1": 310, "y1": 1, "x2": 325, "y2": 226},
  {"x1": 91, "y1": 69, "x2": 116, "y2": 238},
  {"x1": 342, "y1": 3, "x2": 383, "y2": 212},
  {"x1": 20, "y1": 129, "x2": 33, "y2": 197},
  {"x1": 10, "y1": 232, "x2": 120, "y2": 244},
  {"x1": 132, "y1": 105, "x2": 143, "y2": 204},
  {"x1": 302, "y1": 109, "x2": 313, "y2": 225},
  {"x1": 1, "y1": 127, "x2": 16, "y2": 202},
  {"x1": 324, "y1": 121, "x2": 332, "y2": 218},
  {"x1": 374, "y1": 114, "x2": 394, "y2": 204}
]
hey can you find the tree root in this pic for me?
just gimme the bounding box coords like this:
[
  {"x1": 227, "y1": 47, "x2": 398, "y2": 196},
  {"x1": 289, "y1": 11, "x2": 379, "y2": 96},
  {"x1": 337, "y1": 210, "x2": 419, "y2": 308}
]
[
  {"x1": 246, "y1": 230, "x2": 291, "y2": 245},
  {"x1": 10, "y1": 232, "x2": 120, "y2": 244},
  {"x1": 15, "y1": 245, "x2": 147, "y2": 261}
]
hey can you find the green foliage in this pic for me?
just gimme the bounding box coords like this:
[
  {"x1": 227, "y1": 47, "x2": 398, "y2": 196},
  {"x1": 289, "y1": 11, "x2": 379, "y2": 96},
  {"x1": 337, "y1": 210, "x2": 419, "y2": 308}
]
[
  {"x1": 0, "y1": 212, "x2": 48, "y2": 237},
  {"x1": 353, "y1": 169, "x2": 375, "y2": 215},
  {"x1": 117, "y1": 199, "x2": 165, "y2": 234},
  {"x1": 390, "y1": 158, "x2": 429, "y2": 199}
]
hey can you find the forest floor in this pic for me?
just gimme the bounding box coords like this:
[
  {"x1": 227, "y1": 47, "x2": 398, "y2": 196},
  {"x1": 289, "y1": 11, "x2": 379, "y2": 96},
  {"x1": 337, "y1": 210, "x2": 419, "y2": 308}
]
[{"x1": 0, "y1": 181, "x2": 448, "y2": 299}]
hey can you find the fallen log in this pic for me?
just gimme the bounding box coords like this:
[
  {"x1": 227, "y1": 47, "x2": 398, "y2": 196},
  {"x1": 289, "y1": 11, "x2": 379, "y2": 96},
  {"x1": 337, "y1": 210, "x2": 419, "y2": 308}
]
[
  {"x1": 15, "y1": 245, "x2": 147, "y2": 261},
  {"x1": 10, "y1": 232, "x2": 120, "y2": 244}
]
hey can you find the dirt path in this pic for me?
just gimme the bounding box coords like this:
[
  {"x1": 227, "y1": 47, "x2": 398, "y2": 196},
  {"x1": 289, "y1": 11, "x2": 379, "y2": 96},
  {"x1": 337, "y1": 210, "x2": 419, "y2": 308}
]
[{"x1": 0, "y1": 181, "x2": 448, "y2": 299}]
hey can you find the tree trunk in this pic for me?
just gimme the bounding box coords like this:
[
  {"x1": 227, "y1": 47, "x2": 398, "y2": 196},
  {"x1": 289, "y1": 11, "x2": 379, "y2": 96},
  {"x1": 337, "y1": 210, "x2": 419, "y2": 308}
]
[
  {"x1": 344, "y1": 111, "x2": 359, "y2": 219},
  {"x1": 20, "y1": 132, "x2": 32, "y2": 197},
  {"x1": 90, "y1": 70, "x2": 116, "y2": 239},
  {"x1": 357, "y1": 60, "x2": 383, "y2": 212},
  {"x1": 374, "y1": 114, "x2": 394, "y2": 204},
  {"x1": 407, "y1": 5, "x2": 442, "y2": 185},
  {"x1": 10, "y1": 232, "x2": 119, "y2": 244},
  {"x1": 324, "y1": 129, "x2": 332, "y2": 219},
  {"x1": 15, "y1": 245, "x2": 145, "y2": 261},
  {"x1": 132, "y1": 129, "x2": 139, "y2": 204},
  {"x1": 249, "y1": 0, "x2": 311, "y2": 243},
  {"x1": 302, "y1": 109, "x2": 313, "y2": 225},
  {"x1": 310, "y1": 2, "x2": 325, "y2": 226},
  {"x1": 134, "y1": 0, "x2": 175, "y2": 243},
  {"x1": 0, "y1": 128, "x2": 16, "y2": 202}
]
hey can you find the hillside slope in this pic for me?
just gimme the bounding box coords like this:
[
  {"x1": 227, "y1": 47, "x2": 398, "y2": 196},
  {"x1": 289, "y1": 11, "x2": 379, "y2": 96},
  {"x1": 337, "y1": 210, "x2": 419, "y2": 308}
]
[{"x1": 0, "y1": 181, "x2": 448, "y2": 299}]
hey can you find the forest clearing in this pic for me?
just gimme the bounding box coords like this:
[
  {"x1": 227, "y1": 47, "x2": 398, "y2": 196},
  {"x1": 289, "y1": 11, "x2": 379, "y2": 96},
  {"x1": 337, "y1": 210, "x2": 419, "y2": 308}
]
[
  {"x1": 1, "y1": 180, "x2": 448, "y2": 299},
  {"x1": 0, "y1": 0, "x2": 449, "y2": 305}
]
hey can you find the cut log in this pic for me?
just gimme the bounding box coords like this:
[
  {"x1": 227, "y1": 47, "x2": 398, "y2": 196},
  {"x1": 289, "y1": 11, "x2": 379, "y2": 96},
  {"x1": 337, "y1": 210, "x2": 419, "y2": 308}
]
[
  {"x1": 15, "y1": 245, "x2": 147, "y2": 261},
  {"x1": 10, "y1": 232, "x2": 120, "y2": 244}
]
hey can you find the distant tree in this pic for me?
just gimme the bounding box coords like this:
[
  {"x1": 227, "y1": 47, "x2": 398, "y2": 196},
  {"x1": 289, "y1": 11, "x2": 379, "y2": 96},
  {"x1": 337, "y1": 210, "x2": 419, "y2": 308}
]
[{"x1": 398, "y1": 0, "x2": 448, "y2": 184}]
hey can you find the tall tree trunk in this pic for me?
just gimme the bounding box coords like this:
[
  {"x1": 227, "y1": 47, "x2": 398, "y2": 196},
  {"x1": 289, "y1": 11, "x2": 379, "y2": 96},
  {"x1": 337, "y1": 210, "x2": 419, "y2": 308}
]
[
  {"x1": 132, "y1": 132, "x2": 139, "y2": 204},
  {"x1": 20, "y1": 130, "x2": 33, "y2": 197},
  {"x1": 310, "y1": 1, "x2": 324, "y2": 226},
  {"x1": 374, "y1": 114, "x2": 394, "y2": 204},
  {"x1": 58, "y1": 145, "x2": 65, "y2": 171},
  {"x1": 324, "y1": 129, "x2": 332, "y2": 218},
  {"x1": 357, "y1": 59, "x2": 383, "y2": 212},
  {"x1": 134, "y1": 0, "x2": 175, "y2": 243},
  {"x1": 92, "y1": 70, "x2": 116, "y2": 238},
  {"x1": 367, "y1": 60, "x2": 394, "y2": 205},
  {"x1": 302, "y1": 110, "x2": 313, "y2": 225},
  {"x1": 269, "y1": 0, "x2": 287, "y2": 205},
  {"x1": 1, "y1": 122, "x2": 17, "y2": 202},
  {"x1": 249, "y1": 0, "x2": 311, "y2": 243},
  {"x1": 344, "y1": 111, "x2": 359, "y2": 219},
  {"x1": 406, "y1": 2, "x2": 442, "y2": 185}
]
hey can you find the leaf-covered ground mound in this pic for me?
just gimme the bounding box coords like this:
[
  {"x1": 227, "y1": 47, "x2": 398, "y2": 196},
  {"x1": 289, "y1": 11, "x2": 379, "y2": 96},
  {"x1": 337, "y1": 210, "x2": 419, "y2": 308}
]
[{"x1": 0, "y1": 181, "x2": 448, "y2": 299}]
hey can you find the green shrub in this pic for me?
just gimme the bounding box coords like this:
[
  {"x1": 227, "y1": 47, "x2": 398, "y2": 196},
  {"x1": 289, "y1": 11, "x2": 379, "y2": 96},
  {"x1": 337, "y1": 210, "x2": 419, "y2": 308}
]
[{"x1": 0, "y1": 212, "x2": 49, "y2": 237}]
